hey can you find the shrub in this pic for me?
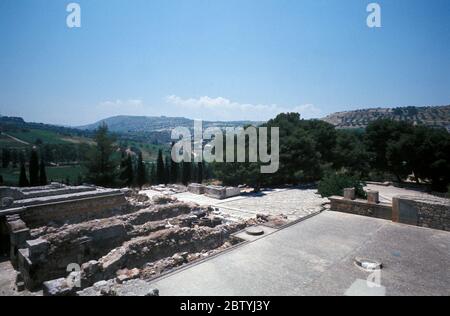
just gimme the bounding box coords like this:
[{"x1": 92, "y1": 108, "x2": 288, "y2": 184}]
[{"x1": 318, "y1": 173, "x2": 367, "y2": 198}]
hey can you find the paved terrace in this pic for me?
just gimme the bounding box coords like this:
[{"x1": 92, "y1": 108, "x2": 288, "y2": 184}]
[
  {"x1": 148, "y1": 211, "x2": 450, "y2": 296},
  {"x1": 141, "y1": 188, "x2": 329, "y2": 222},
  {"x1": 365, "y1": 184, "x2": 437, "y2": 204}
]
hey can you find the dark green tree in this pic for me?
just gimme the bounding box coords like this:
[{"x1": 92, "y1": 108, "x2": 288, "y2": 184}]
[
  {"x1": 181, "y1": 161, "x2": 191, "y2": 185},
  {"x1": 39, "y1": 158, "x2": 48, "y2": 186},
  {"x1": 149, "y1": 164, "x2": 156, "y2": 185},
  {"x1": 29, "y1": 149, "x2": 40, "y2": 186},
  {"x1": 170, "y1": 143, "x2": 179, "y2": 183},
  {"x1": 164, "y1": 156, "x2": 171, "y2": 185},
  {"x1": 333, "y1": 129, "x2": 370, "y2": 177},
  {"x1": 156, "y1": 149, "x2": 165, "y2": 184},
  {"x1": 119, "y1": 153, "x2": 134, "y2": 187},
  {"x1": 197, "y1": 161, "x2": 204, "y2": 183},
  {"x1": 19, "y1": 161, "x2": 29, "y2": 187},
  {"x1": 85, "y1": 124, "x2": 118, "y2": 187},
  {"x1": 2, "y1": 148, "x2": 10, "y2": 168},
  {"x1": 136, "y1": 152, "x2": 147, "y2": 189},
  {"x1": 11, "y1": 149, "x2": 18, "y2": 168}
]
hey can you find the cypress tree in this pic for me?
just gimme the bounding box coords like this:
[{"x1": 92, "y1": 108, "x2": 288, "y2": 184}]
[
  {"x1": 85, "y1": 123, "x2": 117, "y2": 187},
  {"x1": 156, "y1": 149, "x2": 165, "y2": 184},
  {"x1": 19, "y1": 161, "x2": 29, "y2": 187},
  {"x1": 2, "y1": 148, "x2": 10, "y2": 168},
  {"x1": 197, "y1": 161, "x2": 204, "y2": 184},
  {"x1": 136, "y1": 152, "x2": 146, "y2": 189},
  {"x1": 39, "y1": 158, "x2": 48, "y2": 186},
  {"x1": 11, "y1": 149, "x2": 18, "y2": 168},
  {"x1": 182, "y1": 161, "x2": 191, "y2": 185},
  {"x1": 164, "y1": 156, "x2": 171, "y2": 185},
  {"x1": 170, "y1": 142, "x2": 178, "y2": 183},
  {"x1": 150, "y1": 164, "x2": 156, "y2": 185},
  {"x1": 29, "y1": 149, "x2": 40, "y2": 186},
  {"x1": 119, "y1": 153, "x2": 134, "y2": 187}
]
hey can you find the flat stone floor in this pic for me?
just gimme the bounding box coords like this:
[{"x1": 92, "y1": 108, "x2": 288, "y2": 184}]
[
  {"x1": 148, "y1": 211, "x2": 450, "y2": 296},
  {"x1": 217, "y1": 189, "x2": 328, "y2": 221},
  {"x1": 141, "y1": 188, "x2": 329, "y2": 222},
  {"x1": 365, "y1": 184, "x2": 436, "y2": 204}
]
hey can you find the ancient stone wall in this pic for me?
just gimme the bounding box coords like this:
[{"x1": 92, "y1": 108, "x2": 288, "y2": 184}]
[
  {"x1": 329, "y1": 196, "x2": 392, "y2": 220},
  {"x1": 21, "y1": 194, "x2": 127, "y2": 228},
  {"x1": 393, "y1": 196, "x2": 450, "y2": 231}
]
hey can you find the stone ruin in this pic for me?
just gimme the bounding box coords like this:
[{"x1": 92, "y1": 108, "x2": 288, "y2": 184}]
[
  {"x1": 188, "y1": 184, "x2": 241, "y2": 200},
  {"x1": 330, "y1": 188, "x2": 450, "y2": 232},
  {"x1": 0, "y1": 184, "x2": 260, "y2": 296}
]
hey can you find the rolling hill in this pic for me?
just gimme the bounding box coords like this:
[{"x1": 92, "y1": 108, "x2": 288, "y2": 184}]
[
  {"x1": 322, "y1": 105, "x2": 450, "y2": 131},
  {"x1": 77, "y1": 115, "x2": 262, "y2": 133}
]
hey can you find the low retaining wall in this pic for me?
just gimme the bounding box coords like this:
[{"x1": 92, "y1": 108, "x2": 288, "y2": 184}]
[
  {"x1": 393, "y1": 196, "x2": 450, "y2": 232},
  {"x1": 21, "y1": 193, "x2": 127, "y2": 228},
  {"x1": 330, "y1": 192, "x2": 450, "y2": 232},
  {"x1": 329, "y1": 196, "x2": 392, "y2": 220}
]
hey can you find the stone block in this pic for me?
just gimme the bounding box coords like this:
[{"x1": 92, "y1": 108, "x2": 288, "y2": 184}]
[
  {"x1": 205, "y1": 186, "x2": 227, "y2": 199},
  {"x1": 225, "y1": 187, "x2": 241, "y2": 198},
  {"x1": 367, "y1": 191, "x2": 380, "y2": 204},
  {"x1": 344, "y1": 188, "x2": 356, "y2": 200},
  {"x1": 26, "y1": 238, "x2": 49, "y2": 260},
  {"x1": 188, "y1": 183, "x2": 206, "y2": 195}
]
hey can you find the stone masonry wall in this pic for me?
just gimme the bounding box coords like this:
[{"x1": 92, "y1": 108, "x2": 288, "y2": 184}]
[
  {"x1": 393, "y1": 196, "x2": 450, "y2": 231},
  {"x1": 329, "y1": 196, "x2": 392, "y2": 220},
  {"x1": 21, "y1": 194, "x2": 127, "y2": 228}
]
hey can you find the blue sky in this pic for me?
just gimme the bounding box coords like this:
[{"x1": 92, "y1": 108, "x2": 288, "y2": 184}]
[{"x1": 0, "y1": 0, "x2": 449, "y2": 125}]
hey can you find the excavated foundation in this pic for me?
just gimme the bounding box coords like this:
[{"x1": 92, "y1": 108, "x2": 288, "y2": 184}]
[{"x1": 5, "y1": 190, "x2": 254, "y2": 295}]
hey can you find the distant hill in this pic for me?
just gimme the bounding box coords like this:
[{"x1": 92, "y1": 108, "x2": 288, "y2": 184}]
[
  {"x1": 77, "y1": 115, "x2": 262, "y2": 133},
  {"x1": 0, "y1": 115, "x2": 95, "y2": 148},
  {"x1": 322, "y1": 105, "x2": 450, "y2": 131}
]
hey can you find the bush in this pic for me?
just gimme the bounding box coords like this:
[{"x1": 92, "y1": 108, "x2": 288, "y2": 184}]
[{"x1": 318, "y1": 173, "x2": 367, "y2": 198}]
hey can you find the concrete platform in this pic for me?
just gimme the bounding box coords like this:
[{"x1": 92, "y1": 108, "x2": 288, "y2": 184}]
[{"x1": 147, "y1": 211, "x2": 450, "y2": 296}]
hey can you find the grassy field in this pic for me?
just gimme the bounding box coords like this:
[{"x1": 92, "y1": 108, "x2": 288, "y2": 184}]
[
  {"x1": 0, "y1": 165, "x2": 85, "y2": 186},
  {"x1": 0, "y1": 133, "x2": 29, "y2": 148},
  {"x1": 6, "y1": 129, "x2": 92, "y2": 145}
]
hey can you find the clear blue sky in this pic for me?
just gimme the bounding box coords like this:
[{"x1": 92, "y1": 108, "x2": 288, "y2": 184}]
[{"x1": 1, "y1": 0, "x2": 449, "y2": 125}]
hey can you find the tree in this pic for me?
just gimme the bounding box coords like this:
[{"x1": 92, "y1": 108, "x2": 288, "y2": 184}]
[
  {"x1": 85, "y1": 124, "x2": 118, "y2": 187},
  {"x1": 149, "y1": 164, "x2": 156, "y2": 185},
  {"x1": 11, "y1": 149, "x2": 18, "y2": 168},
  {"x1": 119, "y1": 153, "x2": 134, "y2": 187},
  {"x1": 29, "y1": 149, "x2": 40, "y2": 186},
  {"x1": 2, "y1": 148, "x2": 10, "y2": 168},
  {"x1": 181, "y1": 161, "x2": 191, "y2": 185},
  {"x1": 365, "y1": 119, "x2": 413, "y2": 182},
  {"x1": 39, "y1": 158, "x2": 48, "y2": 186},
  {"x1": 164, "y1": 156, "x2": 171, "y2": 185},
  {"x1": 170, "y1": 143, "x2": 179, "y2": 183},
  {"x1": 366, "y1": 119, "x2": 450, "y2": 191},
  {"x1": 197, "y1": 161, "x2": 204, "y2": 184},
  {"x1": 136, "y1": 152, "x2": 147, "y2": 189},
  {"x1": 19, "y1": 161, "x2": 29, "y2": 187},
  {"x1": 333, "y1": 129, "x2": 370, "y2": 177},
  {"x1": 156, "y1": 149, "x2": 165, "y2": 184}
]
